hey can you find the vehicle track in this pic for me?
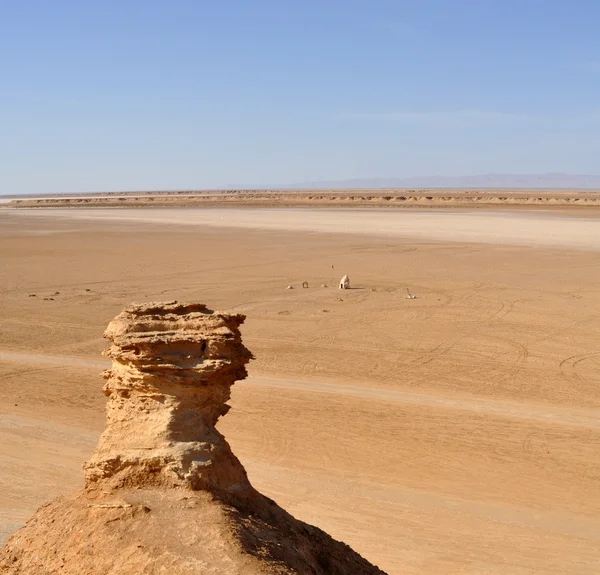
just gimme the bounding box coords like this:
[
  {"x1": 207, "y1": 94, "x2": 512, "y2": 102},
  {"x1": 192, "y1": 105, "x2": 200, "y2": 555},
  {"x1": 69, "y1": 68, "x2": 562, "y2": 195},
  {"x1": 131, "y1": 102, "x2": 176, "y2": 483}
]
[
  {"x1": 1, "y1": 351, "x2": 599, "y2": 430},
  {"x1": 559, "y1": 351, "x2": 600, "y2": 388}
]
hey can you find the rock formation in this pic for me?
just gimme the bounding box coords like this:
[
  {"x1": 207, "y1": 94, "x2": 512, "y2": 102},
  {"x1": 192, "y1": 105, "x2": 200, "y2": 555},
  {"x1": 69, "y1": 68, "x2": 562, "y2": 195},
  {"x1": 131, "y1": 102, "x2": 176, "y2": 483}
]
[
  {"x1": 84, "y1": 301, "x2": 253, "y2": 496},
  {"x1": 0, "y1": 301, "x2": 386, "y2": 574}
]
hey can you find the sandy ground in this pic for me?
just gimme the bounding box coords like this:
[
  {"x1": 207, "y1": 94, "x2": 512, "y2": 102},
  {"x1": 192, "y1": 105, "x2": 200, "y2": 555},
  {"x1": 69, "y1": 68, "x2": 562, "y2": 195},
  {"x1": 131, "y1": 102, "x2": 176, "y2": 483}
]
[
  {"x1": 9, "y1": 206, "x2": 600, "y2": 249},
  {"x1": 1, "y1": 207, "x2": 600, "y2": 574}
]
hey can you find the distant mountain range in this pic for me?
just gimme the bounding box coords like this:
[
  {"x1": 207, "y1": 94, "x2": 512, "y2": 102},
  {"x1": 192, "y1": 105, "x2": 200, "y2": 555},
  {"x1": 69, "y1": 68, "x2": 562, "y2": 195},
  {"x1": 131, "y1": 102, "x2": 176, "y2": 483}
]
[
  {"x1": 290, "y1": 173, "x2": 600, "y2": 189},
  {"x1": 3, "y1": 174, "x2": 600, "y2": 197}
]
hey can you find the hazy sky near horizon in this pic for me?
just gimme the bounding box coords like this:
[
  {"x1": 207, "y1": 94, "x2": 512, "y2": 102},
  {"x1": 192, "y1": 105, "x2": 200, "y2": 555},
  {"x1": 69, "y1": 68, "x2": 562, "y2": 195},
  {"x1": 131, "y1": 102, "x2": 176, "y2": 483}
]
[{"x1": 1, "y1": 0, "x2": 600, "y2": 195}]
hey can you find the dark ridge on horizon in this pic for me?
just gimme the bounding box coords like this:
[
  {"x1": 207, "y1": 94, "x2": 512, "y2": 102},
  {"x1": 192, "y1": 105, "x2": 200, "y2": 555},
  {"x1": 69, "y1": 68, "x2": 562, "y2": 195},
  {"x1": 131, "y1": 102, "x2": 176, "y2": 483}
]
[
  {"x1": 3, "y1": 174, "x2": 600, "y2": 197},
  {"x1": 288, "y1": 173, "x2": 600, "y2": 190}
]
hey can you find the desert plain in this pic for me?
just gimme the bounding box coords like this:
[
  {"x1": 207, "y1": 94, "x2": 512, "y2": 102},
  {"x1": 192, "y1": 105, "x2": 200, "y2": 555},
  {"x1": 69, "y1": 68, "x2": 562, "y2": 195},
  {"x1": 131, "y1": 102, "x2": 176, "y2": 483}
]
[{"x1": 1, "y1": 205, "x2": 600, "y2": 574}]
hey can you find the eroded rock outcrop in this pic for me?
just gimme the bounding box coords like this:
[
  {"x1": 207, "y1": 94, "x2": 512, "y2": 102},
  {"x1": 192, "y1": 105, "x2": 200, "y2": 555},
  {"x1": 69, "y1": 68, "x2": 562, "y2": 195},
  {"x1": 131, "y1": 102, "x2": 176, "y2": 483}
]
[
  {"x1": 0, "y1": 301, "x2": 387, "y2": 574},
  {"x1": 84, "y1": 301, "x2": 253, "y2": 495}
]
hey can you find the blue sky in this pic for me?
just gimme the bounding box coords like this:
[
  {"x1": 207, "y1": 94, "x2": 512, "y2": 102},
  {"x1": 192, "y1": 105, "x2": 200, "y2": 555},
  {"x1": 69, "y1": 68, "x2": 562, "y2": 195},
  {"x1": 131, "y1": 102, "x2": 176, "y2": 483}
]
[{"x1": 1, "y1": 0, "x2": 599, "y2": 194}]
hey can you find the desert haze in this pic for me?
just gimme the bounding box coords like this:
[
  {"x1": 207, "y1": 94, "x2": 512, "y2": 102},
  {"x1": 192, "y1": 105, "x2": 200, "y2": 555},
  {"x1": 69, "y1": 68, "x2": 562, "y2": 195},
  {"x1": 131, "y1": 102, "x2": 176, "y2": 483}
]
[{"x1": 1, "y1": 206, "x2": 600, "y2": 573}]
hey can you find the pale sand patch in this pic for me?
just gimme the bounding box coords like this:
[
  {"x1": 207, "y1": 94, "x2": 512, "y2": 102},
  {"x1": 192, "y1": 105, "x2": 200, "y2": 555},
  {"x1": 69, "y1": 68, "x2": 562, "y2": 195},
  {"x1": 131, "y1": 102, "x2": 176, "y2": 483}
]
[{"x1": 6, "y1": 207, "x2": 600, "y2": 249}]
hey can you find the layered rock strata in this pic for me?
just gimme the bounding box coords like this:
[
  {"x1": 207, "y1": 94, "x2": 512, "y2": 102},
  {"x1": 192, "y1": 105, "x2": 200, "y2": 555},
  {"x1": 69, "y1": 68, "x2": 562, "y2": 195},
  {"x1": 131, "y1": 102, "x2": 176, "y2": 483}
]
[
  {"x1": 0, "y1": 301, "x2": 387, "y2": 574},
  {"x1": 84, "y1": 301, "x2": 253, "y2": 495}
]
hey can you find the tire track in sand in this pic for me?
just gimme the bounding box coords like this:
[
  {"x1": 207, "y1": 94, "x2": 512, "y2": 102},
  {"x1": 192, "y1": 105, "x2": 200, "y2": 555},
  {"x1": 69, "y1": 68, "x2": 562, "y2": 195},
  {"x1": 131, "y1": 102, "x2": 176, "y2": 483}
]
[{"x1": 1, "y1": 351, "x2": 599, "y2": 430}]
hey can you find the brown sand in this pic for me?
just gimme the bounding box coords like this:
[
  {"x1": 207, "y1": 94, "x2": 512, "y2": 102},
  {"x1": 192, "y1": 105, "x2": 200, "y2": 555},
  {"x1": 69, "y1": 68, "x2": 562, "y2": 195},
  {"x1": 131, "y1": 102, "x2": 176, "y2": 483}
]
[{"x1": 1, "y1": 207, "x2": 600, "y2": 574}]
